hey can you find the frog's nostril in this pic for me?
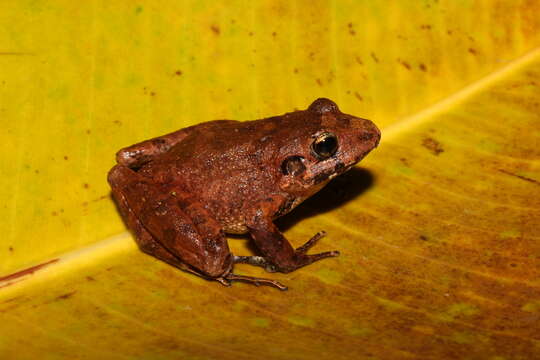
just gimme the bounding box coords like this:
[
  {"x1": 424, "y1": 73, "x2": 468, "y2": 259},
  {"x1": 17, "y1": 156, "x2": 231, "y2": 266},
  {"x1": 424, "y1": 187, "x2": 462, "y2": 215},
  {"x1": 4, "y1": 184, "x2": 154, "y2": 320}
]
[
  {"x1": 281, "y1": 156, "x2": 306, "y2": 176},
  {"x1": 359, "y1": 132, "x2": 374, "y2": 141}
]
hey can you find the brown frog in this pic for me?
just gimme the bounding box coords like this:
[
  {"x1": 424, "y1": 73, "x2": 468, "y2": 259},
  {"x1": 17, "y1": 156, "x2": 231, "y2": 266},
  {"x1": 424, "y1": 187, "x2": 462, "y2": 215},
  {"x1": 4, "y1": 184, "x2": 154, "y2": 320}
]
[{"x1": 108, "y1": 98, "x2": 380, "y2": 290}]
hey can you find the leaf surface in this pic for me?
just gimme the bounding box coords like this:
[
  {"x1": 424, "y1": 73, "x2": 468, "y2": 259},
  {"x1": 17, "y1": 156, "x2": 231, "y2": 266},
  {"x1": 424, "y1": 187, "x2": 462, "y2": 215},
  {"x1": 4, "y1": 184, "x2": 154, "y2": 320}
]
[{"x1": 1, "y1": 1, "x2": 539, "y2": 359}]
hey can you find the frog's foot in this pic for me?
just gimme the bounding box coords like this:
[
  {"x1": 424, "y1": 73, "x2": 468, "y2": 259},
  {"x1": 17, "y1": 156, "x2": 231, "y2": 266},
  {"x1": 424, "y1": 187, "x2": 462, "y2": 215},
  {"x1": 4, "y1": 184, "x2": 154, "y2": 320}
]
[
  {"x1": 220, "y1": 273, "x2": 288, "y2": 291},
  {"x1": 233, "y1": 255, "x2": 278, "y2": 273},
  {"x1": 295, "y1": 231, "x2": 340, "y2": 258},
  {"x1": 277, "y1": 231, "x2": 340, "y2": 272}
]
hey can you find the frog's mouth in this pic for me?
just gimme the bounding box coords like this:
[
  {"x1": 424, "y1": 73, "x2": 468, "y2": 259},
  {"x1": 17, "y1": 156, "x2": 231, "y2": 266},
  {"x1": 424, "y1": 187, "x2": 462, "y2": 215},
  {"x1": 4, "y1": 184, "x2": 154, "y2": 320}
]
[{"x1": 307, "y1": 149, "x2": 372, "y2": 187}]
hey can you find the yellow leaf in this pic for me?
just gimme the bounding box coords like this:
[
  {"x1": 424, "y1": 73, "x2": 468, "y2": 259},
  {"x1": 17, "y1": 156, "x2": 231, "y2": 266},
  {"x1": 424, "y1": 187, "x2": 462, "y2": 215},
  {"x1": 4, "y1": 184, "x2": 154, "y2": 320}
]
[{"x1": 1, "y1": 1, "x2": 539, "y2": 359}]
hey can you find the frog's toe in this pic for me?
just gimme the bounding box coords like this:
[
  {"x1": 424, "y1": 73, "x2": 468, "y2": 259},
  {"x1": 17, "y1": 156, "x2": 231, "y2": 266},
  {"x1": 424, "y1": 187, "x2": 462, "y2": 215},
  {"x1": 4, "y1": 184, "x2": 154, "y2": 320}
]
[
  {"x1": 215, "y1": 277, "x2": 232, "y2": 287},
  {"x1": 295, "y1": 231, "x2": 327, "y2": 254}
]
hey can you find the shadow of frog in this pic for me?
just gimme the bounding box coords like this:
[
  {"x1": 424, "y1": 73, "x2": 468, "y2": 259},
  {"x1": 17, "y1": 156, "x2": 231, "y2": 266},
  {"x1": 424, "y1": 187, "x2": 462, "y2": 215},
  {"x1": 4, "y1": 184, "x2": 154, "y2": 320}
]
[{"x1": 275, "y1": 167, "x2": 376, "y2": 232}]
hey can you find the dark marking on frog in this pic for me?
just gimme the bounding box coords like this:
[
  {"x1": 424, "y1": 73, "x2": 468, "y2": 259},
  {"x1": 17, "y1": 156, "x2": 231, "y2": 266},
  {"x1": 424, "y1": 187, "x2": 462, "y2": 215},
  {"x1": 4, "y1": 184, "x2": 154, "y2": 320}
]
[
  {"x1": 359, "y1": 132, "x2": 375, "y2": 142},
  {"x1": 313, "y1": 170, "x2": 335, "y2": 185},
  {"x1": 334, "y1": 162, "x2": 345, "y2": 173},
  {"x1": 274, "y1": 197, "x2": 296, "y2": 218}
]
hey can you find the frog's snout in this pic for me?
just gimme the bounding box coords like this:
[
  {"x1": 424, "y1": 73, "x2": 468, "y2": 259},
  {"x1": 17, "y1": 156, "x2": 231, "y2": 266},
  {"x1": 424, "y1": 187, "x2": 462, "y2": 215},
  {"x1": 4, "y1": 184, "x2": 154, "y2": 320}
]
[{"x1": 357, "y1": 119, "x2": 381, "y2": 148}]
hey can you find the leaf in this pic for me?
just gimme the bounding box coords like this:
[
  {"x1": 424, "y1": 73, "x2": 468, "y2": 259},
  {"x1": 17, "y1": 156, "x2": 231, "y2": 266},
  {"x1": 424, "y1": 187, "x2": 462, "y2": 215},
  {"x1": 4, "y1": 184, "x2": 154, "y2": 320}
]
[{"x1": 1, "y1": 1, "x2": 539, "y2": 359}]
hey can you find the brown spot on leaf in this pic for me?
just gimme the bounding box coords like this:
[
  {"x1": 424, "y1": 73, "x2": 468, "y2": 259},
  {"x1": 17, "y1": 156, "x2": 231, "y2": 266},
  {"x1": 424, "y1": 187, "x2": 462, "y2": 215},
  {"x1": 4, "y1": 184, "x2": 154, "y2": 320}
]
[
  {"x1": 399, "y1": 59, "x2": 411, "y2": 70},
  {"x1": 422, "y1": 137, "x2": 444, "y2": 156},
  {"x1": 354, "y1": 92, "x2": 363, "y2": 101},
  {"x1": 420, "y1": 24, "x2": 432, "y2": 30},
  {"x1": 83, "y1": 183, "x2": 89, "y2": 189},
  {"x1": 316, "y1": 78, "x2": 323, "y2": 86},
  {"x1": 56, "y1": 291, "x2": 76, "y2": 300},
  {"x1": 0, "y1": 52, "x2": 35, "y2": 56},
  {"x1": 0, "y1": 259, "x2": 59, "y2": 282},
  {"x1": 348, "y1": 23, "x2": 356, "y2": 35},
  {"x1": 63, "y1": 155, "x2": 69, "y2": 160},
  {"x1": 2, "y1": 296, "x2": 22, "y2": 304},
  {"x1": 0, "y1": 279, "x2": 23, "y2": 289},
  {"x1": 419, "y1": 63, "x2": 427, "y2": 72},
  {"x1": 86, "y1": 276, "x2": 96, "y2": 281},
  {"x1": 355, "y1": 56, "x2": 363, "y2": 65},
  {"x1": 8, "y1": 246, "x2": 13, "y2": 252},
  {"x1": 210, "y1": 25, "x2": 220, "y2": 35},
  {"x1": 175, "y1": 70, "x2": 182, "y2": 76},
  {"x1": 293, "y1": 68, "x2": 299, "y2": 74},
  {"x1": 468, "y1": 48, "x2": 477, "y2": 55},
  {"x1": 272, "y1": 31, "x2": 277, "y2": 37},
  {"x1": 498, "y1": 169, "x2": 539, "y2": 186},
  {"x1": 371, "y1": 52, "x2": 379, "y2": 63}
]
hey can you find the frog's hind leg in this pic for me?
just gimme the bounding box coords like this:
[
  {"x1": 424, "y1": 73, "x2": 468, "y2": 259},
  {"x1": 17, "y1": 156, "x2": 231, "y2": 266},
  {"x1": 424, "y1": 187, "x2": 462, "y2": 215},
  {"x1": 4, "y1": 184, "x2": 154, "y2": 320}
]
[
  {"x1": 111, "y1": 165, "x2": 236, "y2": 280},
  {"x1": 109, "y1": 166, "x2": 202, "y2": 277},
  {"x1": 109, "y1": 165, "x2": 232, "y2": 282}
]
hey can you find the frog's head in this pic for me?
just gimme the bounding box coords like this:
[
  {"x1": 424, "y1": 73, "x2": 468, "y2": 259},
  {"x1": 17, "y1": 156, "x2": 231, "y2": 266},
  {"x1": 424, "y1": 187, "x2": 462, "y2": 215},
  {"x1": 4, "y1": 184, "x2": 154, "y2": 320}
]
[{"x1": 276, "y1": 98, "x2": 380, "y2": 198}]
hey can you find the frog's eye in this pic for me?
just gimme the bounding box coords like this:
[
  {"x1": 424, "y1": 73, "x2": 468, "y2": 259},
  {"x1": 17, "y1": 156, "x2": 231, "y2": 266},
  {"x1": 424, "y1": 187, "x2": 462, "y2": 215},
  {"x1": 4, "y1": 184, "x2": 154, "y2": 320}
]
[
  {"x1": 311, "y1": 132, "x2": 338, "y2": 160},
  {"x1": 281, "y1": 156, "x2": 306, "y2": 176}
]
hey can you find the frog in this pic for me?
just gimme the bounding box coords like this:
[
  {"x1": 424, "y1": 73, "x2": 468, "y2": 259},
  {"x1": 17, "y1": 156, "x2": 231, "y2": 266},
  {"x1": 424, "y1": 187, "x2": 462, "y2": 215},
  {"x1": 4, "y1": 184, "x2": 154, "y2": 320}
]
[{"x1": 108, "y1": 98, "x2": 380, "y2": 290}]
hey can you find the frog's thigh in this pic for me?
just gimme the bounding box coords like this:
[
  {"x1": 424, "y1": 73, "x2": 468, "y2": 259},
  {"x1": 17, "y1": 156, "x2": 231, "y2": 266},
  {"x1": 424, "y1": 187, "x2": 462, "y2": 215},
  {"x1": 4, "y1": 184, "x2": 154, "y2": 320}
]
[
  {"x1": 109, "y1": 165, "x2": 232, "y2": 278},
  {"x1": 139, "y1": 193, "x2": 233, "y2": 278},
  {"x1": 109, "y1": 167, "x2": 193, "y2": 272}
]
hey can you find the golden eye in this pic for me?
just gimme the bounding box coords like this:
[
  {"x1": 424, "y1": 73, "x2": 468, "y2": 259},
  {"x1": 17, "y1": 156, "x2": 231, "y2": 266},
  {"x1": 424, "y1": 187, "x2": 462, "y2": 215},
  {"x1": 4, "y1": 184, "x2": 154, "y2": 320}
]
[{"x1": 311, "y1": 132, "x2": 338, "y2": 159}]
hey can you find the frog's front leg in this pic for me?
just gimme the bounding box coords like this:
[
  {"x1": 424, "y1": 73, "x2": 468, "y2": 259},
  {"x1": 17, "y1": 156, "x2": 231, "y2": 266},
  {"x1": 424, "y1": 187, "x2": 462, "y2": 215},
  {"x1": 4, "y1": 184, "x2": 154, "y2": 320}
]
[{"x1": 246, "y1": 213, "x2": 340, "y2": 273}]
